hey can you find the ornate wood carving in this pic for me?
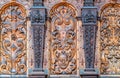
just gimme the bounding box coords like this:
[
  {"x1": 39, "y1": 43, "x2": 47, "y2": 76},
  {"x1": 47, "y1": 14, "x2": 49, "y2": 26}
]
[
  {"x1": 100, "y1": 5, "x2": 120, "y2": 74},
  {"x1": 0, "y1": 4, "x2": 27, "y2": 75},
  {"x1": 50, "y1": 3, "x2": 77, "y2": 74}
]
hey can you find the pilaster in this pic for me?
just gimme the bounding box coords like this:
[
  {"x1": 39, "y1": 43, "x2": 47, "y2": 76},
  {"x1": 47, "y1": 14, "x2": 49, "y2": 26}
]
[
  {"x1": 28, "y1": 0, "x2": 47, "y2": 78},
  {"x1": 80, "y1": 0, "x2": 99, "y2": 78}
]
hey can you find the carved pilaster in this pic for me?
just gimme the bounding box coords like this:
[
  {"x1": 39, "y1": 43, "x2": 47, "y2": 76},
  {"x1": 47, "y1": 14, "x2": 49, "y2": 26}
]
[
  {"x1": 29, "y1": 0, "x2": 47, "y2": 78},
  {"x1": 82, "y1": 8, "x2": 97, "y2": 68},
  {"x1": 80, "y1": 2, "x2": 99, "y2": 78}
]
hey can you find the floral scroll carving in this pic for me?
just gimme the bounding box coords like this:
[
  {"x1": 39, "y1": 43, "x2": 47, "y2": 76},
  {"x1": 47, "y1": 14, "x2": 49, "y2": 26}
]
[
  {"x1": 100, "y1": 5, "x2": 120, "y2": 74},
  {"x1": 0, "y1": 5, "x2": 27, "y2": 74},
  {"x1": 50, "y1": 3, "x2": 77, "y2": 74}
]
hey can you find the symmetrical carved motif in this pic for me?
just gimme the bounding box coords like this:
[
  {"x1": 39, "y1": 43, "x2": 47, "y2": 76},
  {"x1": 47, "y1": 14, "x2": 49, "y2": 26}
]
[
  {"x1": 50, "y1": 3, "x2": 77, "y2": 74},
  {"x1": 100, "y1": 5, "x2": 120, "y2": 74},
  {"x1": 0, "y1": 4, "x2": 27, "y2": 74}
]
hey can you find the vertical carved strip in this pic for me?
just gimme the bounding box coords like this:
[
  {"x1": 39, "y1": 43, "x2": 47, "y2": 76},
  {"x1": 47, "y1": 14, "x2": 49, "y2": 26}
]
[
  {"x1": 83, "y1": 25, "x2": 97, "y2": 68},
  {"x1": 30, "y1": 8, "x2": 46, "y2": 69},
  {"x1": 33, "y1": 26, "x2": 44, "y2": 68},
  {"x1": 82, "y1": 8, "x2": 97, "y2": 68}
]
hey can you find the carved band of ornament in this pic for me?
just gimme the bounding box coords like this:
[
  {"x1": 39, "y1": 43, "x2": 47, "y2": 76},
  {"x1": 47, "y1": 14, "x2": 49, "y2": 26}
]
[
  {"x1": 50, "y1": 3, "x2": 77, "y2": 75},
  {"x1": 0, "y1": 4, "x2": 27, "y2": 74},
  {"x1": 100, "y1": 5, "x2": 120, "y2": 75}
]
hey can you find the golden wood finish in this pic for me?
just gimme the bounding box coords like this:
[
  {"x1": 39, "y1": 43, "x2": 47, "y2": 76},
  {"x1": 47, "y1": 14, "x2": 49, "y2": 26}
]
[{"x1": 49, "y1": 2, "x2": 77, "y2": 75}]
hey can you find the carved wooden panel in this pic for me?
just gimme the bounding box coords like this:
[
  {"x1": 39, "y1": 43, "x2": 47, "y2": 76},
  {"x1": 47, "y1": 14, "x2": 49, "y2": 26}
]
[
  {"x1": 100, "y1": 5, "x2": 120, "y2": 74},
  {"x1": 0, "y1": 4, "x2": 27, "y2": 75},
  {"x1": 50, "y1": 3, "x2": 77, "y2": 75}
]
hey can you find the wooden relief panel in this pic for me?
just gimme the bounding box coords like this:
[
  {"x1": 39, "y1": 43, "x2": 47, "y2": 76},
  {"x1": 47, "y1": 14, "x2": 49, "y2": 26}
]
[
  {"x1": 50, "y1": 3, "x2": 77, "y2": 75},
  {"x1": 100, "y1": 5, "x2": 120, "y2": 74},
  {"x1": 0, "y1": 4, "x2": 27, "y2": 74}
]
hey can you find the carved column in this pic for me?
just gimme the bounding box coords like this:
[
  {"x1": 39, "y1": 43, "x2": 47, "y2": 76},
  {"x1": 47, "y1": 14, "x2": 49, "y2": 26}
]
[
  {"x1": 80, "y1": 0, "x2": 99, "y2": 78},
  {"x1": 29, "y1": 0, "x2": 47, "y2": 78}
]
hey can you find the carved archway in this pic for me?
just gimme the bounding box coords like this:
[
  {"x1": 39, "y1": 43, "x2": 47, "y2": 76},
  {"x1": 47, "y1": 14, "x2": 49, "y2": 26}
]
[
  {"x1": 0, "y1": 2, "x2": 27, "y2": 75},
  {"x1": 49, "y1": 2, "x2": 77, "y2": 75},
  {"x1": 100, "y1": 4, "x2": 120, "y2": 74}
]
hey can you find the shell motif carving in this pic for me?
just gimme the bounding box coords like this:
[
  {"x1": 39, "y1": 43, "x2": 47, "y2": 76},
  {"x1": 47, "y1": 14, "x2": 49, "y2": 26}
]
[
  {"x1": 100, "y1": 5, "x2": 120, "y2": 75},
  {"x1": 50, "y1": 4, "x2": 77, "y2": 74},
  {"x1": 0, "y1": 5, "x2": 27, "y2": 74}
]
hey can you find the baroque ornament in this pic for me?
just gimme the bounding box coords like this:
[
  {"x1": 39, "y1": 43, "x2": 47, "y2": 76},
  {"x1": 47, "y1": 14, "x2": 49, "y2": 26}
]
[
  {"x1": 100, "y1": 5, "x2": 120, "y2": 74},
  {"x1": 0, "y1": 4, "x2": 27, "y2": 74},
  {"x1": 50, "y1": 3, "x2": 77, "y2": 74}
]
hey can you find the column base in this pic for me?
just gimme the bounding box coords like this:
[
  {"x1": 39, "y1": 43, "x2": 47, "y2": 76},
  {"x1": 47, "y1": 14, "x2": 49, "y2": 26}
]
[
  {"x1": 80, "y1": 68, "x2": 99, "y2": 78},
  {"x1": 29, "y1": 68, "x2": 47, "y2": 78}
]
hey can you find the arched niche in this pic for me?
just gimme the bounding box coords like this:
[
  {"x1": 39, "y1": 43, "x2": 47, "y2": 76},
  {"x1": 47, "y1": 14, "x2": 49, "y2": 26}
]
[
  {"x1": 49, "y1": 2, "x2": 78, "y2": 75},
  {"x1": 100, "y1": 3, "x2": 120, "y2": 75},
  {"x1": 0, "y1": 2, "x2": 27, "y2": 75}
]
